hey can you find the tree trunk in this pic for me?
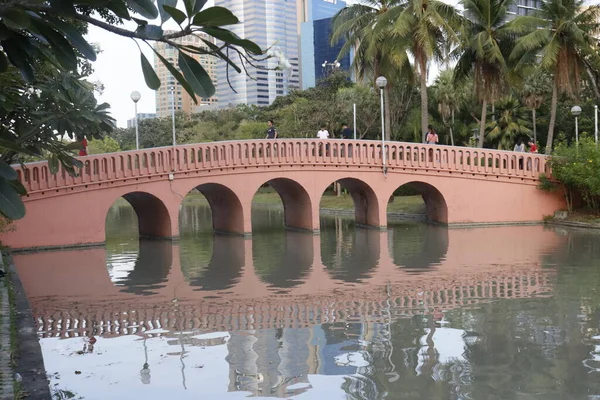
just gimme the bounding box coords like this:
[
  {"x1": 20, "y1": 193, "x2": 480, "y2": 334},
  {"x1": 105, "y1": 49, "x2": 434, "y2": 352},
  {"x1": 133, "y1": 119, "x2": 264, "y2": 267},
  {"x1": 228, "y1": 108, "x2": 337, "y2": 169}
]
[
  {"x1": 419, "y1": 56, "x2": 429, "y2": 143},
  {"x1": 384, "y1": 85, "x2": 391, "y2": 141},
  {"x1": 449, "y1": 126, "x2": 455, "y2": 146},
  {"x1": 546, "y1": 82, "x2": 558, "y2": 154},
  {"x1": 532, "y1": 108, "x2": 537, "y2": 145},
  {"x1": 478, "y1": 98, "x2": 487, "y2": 148}
]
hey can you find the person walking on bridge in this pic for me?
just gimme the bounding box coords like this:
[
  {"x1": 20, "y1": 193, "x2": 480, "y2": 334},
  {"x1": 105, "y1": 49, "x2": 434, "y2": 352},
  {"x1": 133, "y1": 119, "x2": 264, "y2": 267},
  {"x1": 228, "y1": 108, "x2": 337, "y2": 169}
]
[{"x1": 265, "y1": 120, "x2": 278, "y2": 139}]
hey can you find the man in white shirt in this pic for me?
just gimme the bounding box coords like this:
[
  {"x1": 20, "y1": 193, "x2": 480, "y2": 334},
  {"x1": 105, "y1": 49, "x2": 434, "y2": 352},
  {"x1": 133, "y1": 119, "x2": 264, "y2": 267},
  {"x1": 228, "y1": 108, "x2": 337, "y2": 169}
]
[
  {"x1": 317, "y1": 125, "x2": 329, "y2": 156},
  {"x1": 317, "y1": 125, "x2": 329, "y2": 139}
]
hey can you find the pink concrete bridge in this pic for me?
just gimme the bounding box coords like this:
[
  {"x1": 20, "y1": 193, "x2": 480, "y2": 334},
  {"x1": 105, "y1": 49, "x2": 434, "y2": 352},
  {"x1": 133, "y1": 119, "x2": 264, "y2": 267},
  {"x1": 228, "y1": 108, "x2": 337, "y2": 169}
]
[{"x1": 2, "y1": 139, "x2": 564, "y2": 249}]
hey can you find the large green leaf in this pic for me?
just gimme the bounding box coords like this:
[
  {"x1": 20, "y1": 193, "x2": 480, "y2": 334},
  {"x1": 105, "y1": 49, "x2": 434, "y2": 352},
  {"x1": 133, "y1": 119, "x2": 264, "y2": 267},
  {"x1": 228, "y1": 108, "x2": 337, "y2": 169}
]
[
  {"x1": 126, "y1": 0, "x2": 159, "y2": 19},
  {"x1": 183, "y1": 0, "x2": 195, "y2": 18},
  {"x1": 2, "y1": 10, "x2": 31, "y2": 30},
  {"x1": 153, "y1": 48, "x2": 198, "y2": 103},
  {"x1": 192, "y1": 7, "x2": 239, "y2": 27},
  {"x1": 106, "y1": 0, "x2": 131, "y2": 19},
  {"x1": 0, "y1": 161, "x2": 17, "y2": 181},
  {"x1": 30, "y1": 20, "x2": 77, "y2": 70},
  {"x1": 45, "y1": 17, "x2": 97, "y2": 61},
  {"x1": 158, "y1": 0, "x2": 178, "y2": 23},
  {"x1": 201, "y1": 27, "x2": 262, "y2": 54},
  {"x1": 193, "y1": 0, "x2": 207, "y2": 14},
  {"x1": 0, "y1": 177, "x2": 25, "y2": 220},
  {"x1": 48, "y1": 155, "x2": 59, "y2": 174},
  {"x1": 1, "y1": 38, "x2": 35, "y2": 81},
  {"x1": 0, "y1": 138, "x2": 39, "y2": 156},
  {"x1": 0, "y1": 51, "x2": 7, "y2": 73},
  {"x1": 141, "y1": 52, "x2": 160, "y2": 89},
  {"x1": 163, "y1": 5, "x2": 187, "y2": 25},
  {"x1": 178, "y1": 51, "x2": 214, "y2": 98},
  {"x1": 9, "y1": 179, "x2": 27, "y2": 196}
]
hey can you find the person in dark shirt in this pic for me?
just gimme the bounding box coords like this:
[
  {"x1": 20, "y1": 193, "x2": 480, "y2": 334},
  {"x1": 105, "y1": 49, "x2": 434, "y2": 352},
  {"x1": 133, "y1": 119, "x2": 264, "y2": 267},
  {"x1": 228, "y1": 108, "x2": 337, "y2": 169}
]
[
  {"x1": 341, "y1": 123, "x2": 353, "y2": 139},
  {"x1": 265, "y1": 119, "x2": 278, "y2": 139}
]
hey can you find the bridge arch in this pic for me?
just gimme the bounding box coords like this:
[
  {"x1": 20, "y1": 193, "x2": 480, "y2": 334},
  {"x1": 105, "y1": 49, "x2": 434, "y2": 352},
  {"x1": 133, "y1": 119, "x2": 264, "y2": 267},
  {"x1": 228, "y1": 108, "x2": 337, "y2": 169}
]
[
  {"x1": 252, "y1": 178, "x2": 316, "y2": 232},
  {"x1": 388, "y1": 181, "x2": 448, "y2": 224},
  {"x1": 107, "y1": 191, "x2": 172, "y2": 240},
  {"x1": 182, "y1": 183, "x2": 245, "y2": 235},
  {"x1": 321, "y1": 177, "x2": 383, "y2": 228}
]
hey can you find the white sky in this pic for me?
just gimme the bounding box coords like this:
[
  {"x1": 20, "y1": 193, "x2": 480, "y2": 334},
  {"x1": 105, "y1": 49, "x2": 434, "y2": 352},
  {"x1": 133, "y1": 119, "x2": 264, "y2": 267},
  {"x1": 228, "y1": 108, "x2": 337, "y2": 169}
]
[{"x1": 84, "y1": 0, "x2": 455, "y2": 128}]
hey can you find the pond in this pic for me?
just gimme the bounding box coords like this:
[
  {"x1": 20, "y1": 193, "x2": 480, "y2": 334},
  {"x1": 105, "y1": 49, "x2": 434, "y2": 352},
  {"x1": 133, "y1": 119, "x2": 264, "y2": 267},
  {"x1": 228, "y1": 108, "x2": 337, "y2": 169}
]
[{"x1": 13, "y1": 201, "x2": 600, "y2": 399}]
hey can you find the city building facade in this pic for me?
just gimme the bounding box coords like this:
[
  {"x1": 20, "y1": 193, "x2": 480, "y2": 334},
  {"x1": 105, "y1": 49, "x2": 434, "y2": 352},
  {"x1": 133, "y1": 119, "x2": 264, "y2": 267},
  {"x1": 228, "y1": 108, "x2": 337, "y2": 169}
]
[
  {"x1": 153, "y1": 32, "x2": 218, "y2": 117},
  {"x1": 214, "y1": 0, "x2": 300, "y2": 108},
  {"x1": 299, "y1": 0, "x2": 350, "y2": 89},
  {"x1": 126, "y1": 113, "x2": 156, "y2": 129}
]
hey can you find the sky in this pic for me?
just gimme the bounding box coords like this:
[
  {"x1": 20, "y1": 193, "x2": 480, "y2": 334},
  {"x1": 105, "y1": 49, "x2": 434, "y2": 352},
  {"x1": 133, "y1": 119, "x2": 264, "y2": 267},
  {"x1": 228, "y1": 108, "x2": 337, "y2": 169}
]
[{"x1": 85, "y1": 0, "x2": 456, "y2": 128}]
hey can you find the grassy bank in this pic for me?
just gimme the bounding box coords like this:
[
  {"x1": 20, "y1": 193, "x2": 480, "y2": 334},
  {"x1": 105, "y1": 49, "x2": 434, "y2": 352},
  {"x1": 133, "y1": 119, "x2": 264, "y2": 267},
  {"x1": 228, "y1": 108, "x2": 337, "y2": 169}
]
[{"x1": 183, "y1": 190, "x2": 425, "y2": 214}]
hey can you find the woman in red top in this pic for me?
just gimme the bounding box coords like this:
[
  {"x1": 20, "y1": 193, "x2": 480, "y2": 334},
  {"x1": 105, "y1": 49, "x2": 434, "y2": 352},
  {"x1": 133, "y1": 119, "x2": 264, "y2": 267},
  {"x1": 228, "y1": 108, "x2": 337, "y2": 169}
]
[
  {"x1": 79, "y1": 137, "x2": 88, "y2": 156},
  {"x1": 528, "y1": 140, "x2": 538, "y2": 153}
]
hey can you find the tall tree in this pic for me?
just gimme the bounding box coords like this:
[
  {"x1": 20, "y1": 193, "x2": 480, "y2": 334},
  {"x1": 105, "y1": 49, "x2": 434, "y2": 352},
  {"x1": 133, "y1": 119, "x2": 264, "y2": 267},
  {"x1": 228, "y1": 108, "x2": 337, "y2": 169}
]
[
  {"x1": 453, "y1": 0, "x2": 514, "y2": 148},
  {"x1": 486, "y1": 96, "x2": 531, "y2": 150},
  {"x1": 510, "y1": 0, "x2": 600, "y2": 154},
  {"x1": 433, "y1": 69, "x2": 462, "y2": 146},
  {"x1": 521, "y1": 71, "x2": 551, "y2": 146},
  {"x1": 384, "y1": 0, "x2": 461, "y2": 142},
  {"x1": 331, "y1": 0, "x2": 411, "y2": 140}
]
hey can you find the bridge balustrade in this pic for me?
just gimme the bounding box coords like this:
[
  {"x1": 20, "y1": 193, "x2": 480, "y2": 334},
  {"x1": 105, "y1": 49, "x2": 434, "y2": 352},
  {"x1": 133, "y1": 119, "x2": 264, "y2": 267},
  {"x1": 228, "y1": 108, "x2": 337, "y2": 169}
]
[{"x1": 14, "y1": 140, "x2": 551, "y2": 194}]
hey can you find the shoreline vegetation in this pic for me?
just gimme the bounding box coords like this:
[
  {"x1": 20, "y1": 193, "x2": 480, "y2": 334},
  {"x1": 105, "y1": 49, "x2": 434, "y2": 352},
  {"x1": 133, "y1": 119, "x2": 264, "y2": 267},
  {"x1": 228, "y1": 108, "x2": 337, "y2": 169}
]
[{"x1": 182, "y1": 190, "x2": 426, "y2": 215}]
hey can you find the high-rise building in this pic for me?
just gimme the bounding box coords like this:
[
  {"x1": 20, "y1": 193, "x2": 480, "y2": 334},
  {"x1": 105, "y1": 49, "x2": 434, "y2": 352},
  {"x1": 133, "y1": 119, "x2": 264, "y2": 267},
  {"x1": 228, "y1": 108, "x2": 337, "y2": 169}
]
[
  {"x1": 505, "y1": 0, "x2": 542, "y2": 20},
  {"x1": 214, "y1": 0, "x2": 300, "y2": 108},
  {"x1": 153, "y1": 32, "x2": 218, "y2": 117},
  {"x1": 299, "y1": 0, "x2": 349, "y2": 90},
  {"x1": 126, "y1": 113, "x2": 156, "y2": 128}
]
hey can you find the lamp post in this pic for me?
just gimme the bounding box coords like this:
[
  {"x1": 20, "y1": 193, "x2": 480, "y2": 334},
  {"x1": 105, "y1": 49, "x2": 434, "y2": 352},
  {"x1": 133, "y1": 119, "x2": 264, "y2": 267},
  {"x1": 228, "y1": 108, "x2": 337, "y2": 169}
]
[
  {"x1": 130, "y1": 91, "x2": 141, "y2": 150},
  {"x1": 321, "y1": 60, "x2": 341, "y2": 78},
  {"x1": 376, "y1": 76, "x2": 387, "y2": 174},
  {"x1": 595, "y1": 104, "x2": 598, "y2": 146},
  {"x1": 571, "y1": 105, "x2": 582, "y2": 146},
  {"x1": 170, "y1": 86, "x2": 176, "y2": 146}
]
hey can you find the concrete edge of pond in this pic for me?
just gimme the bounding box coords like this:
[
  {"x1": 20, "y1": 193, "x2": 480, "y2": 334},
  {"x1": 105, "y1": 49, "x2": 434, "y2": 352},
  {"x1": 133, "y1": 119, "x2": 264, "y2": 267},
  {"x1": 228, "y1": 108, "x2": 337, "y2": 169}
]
[
  {"x1": 7, "y1": 256, "x2": 51, "y2": 400},
  {"x1": 545, "y1": 220, "x2": 600, "y2": 231}
]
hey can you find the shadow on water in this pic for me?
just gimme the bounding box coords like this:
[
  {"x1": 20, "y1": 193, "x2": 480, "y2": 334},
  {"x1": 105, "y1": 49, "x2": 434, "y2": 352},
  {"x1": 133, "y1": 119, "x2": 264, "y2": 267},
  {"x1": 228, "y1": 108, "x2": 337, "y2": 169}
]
[
  {"x1": 180, "y1": 234, "x2": 244, "y2": 291},
  {"x1": 388, "y1": 222, "x2": 449, "y2": 272}
]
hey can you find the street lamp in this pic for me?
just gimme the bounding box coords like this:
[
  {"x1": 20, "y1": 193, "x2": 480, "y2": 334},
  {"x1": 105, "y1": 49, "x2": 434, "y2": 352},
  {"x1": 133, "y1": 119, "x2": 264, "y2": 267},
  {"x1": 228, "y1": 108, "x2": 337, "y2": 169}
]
[
  {"x1": 130, "y1": 91, "x2": 141, "y2": 150},
  {"x1": 376, "y1": 76, "x2": 387, "y2": 174},
  {"x1": 321, "y1": 60, "x2": 341, "y2": 77},
  {"x1": 170, "y1": 86, "x2": 176, "y2": 146},
  {"x1": 571, "y1": 105, "x2": 582, "y2": 145}
]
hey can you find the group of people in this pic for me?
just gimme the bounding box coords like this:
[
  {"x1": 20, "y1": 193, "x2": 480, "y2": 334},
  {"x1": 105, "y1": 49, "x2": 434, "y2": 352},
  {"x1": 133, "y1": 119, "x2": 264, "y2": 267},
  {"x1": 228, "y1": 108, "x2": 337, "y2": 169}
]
[
  {"x1": 513, "y1": 138, "x2": 538, "y2": 153},
  {"x1": 265, "y1": 120, "x2": 355, "y2": 140}
]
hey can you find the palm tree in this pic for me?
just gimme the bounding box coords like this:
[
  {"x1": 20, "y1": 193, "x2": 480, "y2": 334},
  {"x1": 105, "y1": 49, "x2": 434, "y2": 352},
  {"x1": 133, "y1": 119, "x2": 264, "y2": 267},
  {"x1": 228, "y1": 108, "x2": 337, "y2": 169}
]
[
  {"x1": 486, "y1": 97, "x2": 531, "y2": 150},
  {"x1": 434, "y1": 69, "x2": 461, "y2": 145},
  {"x1": 383, "y1": 0, "x2": 461, "y2": 143},
  {"x1": 331, "y1": 0, "x2": 411, "y2": 140},
  {"x1": 521, "y1": 71, "x2": 551, "y2": 146},
  {"x1": 510, "y1": 0, "x2": 600, "y2": 154},
  {"x1": 453, "y1": 0, "x2": 515, "y2": 148}
]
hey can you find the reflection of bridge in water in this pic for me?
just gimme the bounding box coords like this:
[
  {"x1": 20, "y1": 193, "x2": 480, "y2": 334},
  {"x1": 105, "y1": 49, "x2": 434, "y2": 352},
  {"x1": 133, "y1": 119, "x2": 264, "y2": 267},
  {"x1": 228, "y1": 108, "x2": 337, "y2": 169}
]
[{"x1": 15, "y1": 225, "x2": 561, "y2": 339}]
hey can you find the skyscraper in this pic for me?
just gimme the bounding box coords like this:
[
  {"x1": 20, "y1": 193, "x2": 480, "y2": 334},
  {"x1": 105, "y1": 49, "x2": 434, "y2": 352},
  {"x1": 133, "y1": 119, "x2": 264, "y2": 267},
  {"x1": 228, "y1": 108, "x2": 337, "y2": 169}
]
[
  {"x1": 215, "y1": 0, "x2": 300, "y2": 108},
  {"x1": 153, "y1": 32, "x2": 218, "y2": 117},
  {"x1": 505, "y1": 0, "x2": 542, "y2": 20},
  {"x1": 299, "y1": 0, "x2": 349, "y2": 90}
]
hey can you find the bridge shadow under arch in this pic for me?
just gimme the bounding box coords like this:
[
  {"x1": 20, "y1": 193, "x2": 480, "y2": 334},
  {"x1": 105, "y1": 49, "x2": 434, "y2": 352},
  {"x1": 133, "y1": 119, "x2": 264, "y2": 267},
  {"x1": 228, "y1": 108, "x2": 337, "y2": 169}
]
[
  {"x1": 252, "y1": 230, "x2": 313, "y2": 289},
  {"x1": 252, "y1": 178, "x2": 314, "y2": 232},
  {"x1": 182, "y1": 183, "x2": 245, "y2": 235},
  {"x1": 180, "y1": 234, "x2": 244, "y2": 291},
  {"x1": 389, "y1": 224, "x2": 449, "y2": 272},
  {"x1": 322, "y1": 178, "x2": 381, "y2": 228},
  {"x1": 106, "y1": 192, "x2": 172, "y2": 240},
  {"x1": 391, "y1": 181, "x2": 448, "y2": 224},
  {"x1": 320, "y1": 222, "x2": 380, "y2": 282}
]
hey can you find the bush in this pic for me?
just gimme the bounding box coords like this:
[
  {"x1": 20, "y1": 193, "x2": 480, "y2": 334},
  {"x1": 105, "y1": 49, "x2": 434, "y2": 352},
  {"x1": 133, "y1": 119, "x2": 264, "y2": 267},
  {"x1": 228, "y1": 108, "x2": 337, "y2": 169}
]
[{"x1": 546, "y1": 136, "x2": 600, "y2": 212}]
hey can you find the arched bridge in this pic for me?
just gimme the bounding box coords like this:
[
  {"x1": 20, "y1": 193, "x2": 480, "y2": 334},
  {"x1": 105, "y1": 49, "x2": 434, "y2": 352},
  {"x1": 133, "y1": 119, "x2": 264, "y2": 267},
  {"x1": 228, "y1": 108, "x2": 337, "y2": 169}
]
[{"x1": 3, "y1": 139, "x2": 564, "y2": 249}]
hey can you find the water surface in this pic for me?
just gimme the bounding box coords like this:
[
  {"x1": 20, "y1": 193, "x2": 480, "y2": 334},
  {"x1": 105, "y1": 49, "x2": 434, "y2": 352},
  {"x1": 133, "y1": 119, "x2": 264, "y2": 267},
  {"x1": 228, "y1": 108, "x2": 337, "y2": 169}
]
[{"x1": 14, "y1": 203, "x2": 600, "y2": 399}]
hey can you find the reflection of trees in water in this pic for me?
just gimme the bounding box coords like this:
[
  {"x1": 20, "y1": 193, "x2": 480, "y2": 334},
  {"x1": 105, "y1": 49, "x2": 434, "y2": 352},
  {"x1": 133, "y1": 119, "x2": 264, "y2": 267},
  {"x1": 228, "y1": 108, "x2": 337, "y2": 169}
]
[
  {"x1": 179, "y1": 199, "x2": 214, "y2": 235},
  {"x1": 180, "y1": 234, "x2": 244, "y2": 291},
  {"x1": 106, "y1": 202, "x2": 138, "y2": 240},
  {"x1": 320, "y1": 218, "x2": 379, "y2": 282},
  {"x1": 252, "y1": 230, "x2": 312, "y2": 288},
  {"x1": 390, "y1": 223, "x2": 448, "y2": 271},
  {"x1": 115, "y1": 239, "x2": 172, "y2": 295}
]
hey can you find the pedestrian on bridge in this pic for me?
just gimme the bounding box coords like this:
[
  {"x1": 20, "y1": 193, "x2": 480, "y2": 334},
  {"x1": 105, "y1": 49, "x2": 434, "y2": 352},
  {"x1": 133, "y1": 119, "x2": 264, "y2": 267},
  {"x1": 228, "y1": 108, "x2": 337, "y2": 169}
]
[
  {"x1": 265, "y1": 120, "x2": 278, "y2": 139},
  {"x1": 317, "y1": 124, "x2": 330, "y2": 156},
  {"x1": 78, "y1": 135, "x2": 88, "y2": 156}
]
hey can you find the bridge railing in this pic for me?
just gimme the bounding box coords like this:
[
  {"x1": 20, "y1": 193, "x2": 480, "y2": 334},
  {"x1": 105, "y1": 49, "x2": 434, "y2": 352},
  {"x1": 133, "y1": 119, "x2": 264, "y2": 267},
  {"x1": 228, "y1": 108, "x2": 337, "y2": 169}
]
[{"x1": 14, "y1": 140, "x2": 551, "y2": 194}]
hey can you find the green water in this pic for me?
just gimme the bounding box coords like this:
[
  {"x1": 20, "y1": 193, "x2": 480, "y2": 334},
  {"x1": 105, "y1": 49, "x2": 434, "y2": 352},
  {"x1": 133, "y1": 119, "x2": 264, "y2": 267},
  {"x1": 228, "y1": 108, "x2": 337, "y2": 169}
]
[{"x1": 14, "y1": 201, "x2": 600, "y2": 399}]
